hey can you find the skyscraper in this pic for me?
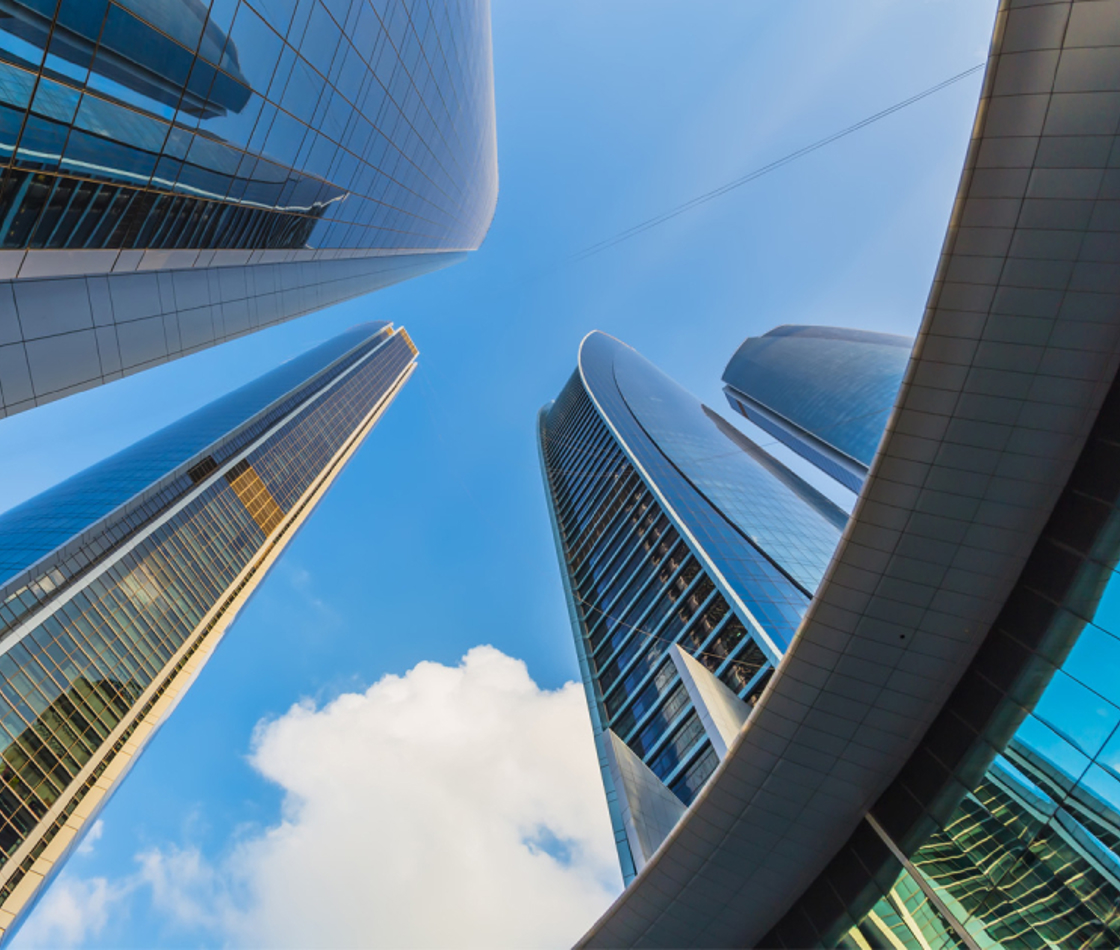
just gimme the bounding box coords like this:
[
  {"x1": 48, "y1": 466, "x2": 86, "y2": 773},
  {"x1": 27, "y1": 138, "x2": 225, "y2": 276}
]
[
  {"x1": 722, "y1": 326, "x2": 912, "y2": 493},
  {"x1": 538, "y1": 330, "x2": 847, "y2": 881},
  {"x1": 577, "y1": 2, "x2": 1120, "y2": 947},
  {"x1": 0, "y1": 320, "x2": 416, "y2": 935},
  {"x1": 0, "y1": 0, "x2": 497, "y2": 417}
]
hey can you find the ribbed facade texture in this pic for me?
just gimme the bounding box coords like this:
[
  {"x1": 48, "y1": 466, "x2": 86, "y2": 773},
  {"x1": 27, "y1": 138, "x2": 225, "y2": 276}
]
[
  {"x1": 0, "y1": 320, "x2": 416, "y2": 935},
  {"x1": 539, "y1": 332, "x2": 845, "y2": 882},
  {"x1": 0, "y1": 0, "x2": 496, "y2": 415},
  {"x1": 722, "y1": 326, "x2": 911, "y2": 493},
  {"x1": 772, "y1": 377, "x2": 1120, "y2": 950}
]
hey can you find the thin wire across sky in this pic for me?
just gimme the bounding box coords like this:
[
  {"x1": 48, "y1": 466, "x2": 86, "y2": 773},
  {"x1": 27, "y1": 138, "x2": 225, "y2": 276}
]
[{"x1": 571, "y1": 63, "x2": 986, "y2": 263}]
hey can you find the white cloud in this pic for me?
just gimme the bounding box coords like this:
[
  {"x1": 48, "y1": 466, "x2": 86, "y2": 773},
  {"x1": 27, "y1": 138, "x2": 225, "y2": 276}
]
[
  {"x1": 16, "y1": 646, "x2": 621, "y2": 949},
  {"x1": 75, "y1": 819, "x2": 103, "y2": 856},
  {"x1": 12, "y1": 876, "x2": 118, "y2": 949}
]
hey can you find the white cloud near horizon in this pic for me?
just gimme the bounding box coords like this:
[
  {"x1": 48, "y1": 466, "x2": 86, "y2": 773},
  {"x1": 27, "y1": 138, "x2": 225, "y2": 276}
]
[{"x1": 14, "y1": 646, "x2": 622, "y2": 949}]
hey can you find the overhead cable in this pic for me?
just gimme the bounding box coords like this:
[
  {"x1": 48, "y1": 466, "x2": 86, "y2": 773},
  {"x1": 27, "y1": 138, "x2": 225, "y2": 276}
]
[{"x1": 571, "y1": 63, "x2": 985, "y2": 263}]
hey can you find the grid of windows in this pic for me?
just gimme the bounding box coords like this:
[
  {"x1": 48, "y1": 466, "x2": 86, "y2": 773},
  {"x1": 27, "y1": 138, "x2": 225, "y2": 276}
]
[
  {"x1": 869, "y1": 572, "x2": 1120, "y2": 950},
  {"x1": 0, "y1": 0, "x2": 497, "y2": 253},
  {"x1": 577, "y1": 333, "x2": 821, "y2": 655},
  {"x1": 540, "y1": 360, "x2": 810, "y2": 878},
  {"x1": 0, "y1": 322, "x2": 415, "y2": 914},
  {"x1": 0, "y1": 322, "x2": 393, "y2": 637},
  {"x1": 611, "y1": 341, "x2": 846, "y2": 594},
  {"x1": 539, "y1": 334, "x2": 866, "y2": 884}
]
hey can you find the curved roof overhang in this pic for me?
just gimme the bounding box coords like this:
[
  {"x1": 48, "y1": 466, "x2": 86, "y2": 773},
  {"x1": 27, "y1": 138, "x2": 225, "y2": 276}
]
[{"x1": 578, "y1": 1, "x2": 1120, "y2": 946}]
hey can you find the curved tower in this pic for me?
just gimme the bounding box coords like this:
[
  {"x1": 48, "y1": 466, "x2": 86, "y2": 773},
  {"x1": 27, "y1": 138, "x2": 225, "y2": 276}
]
[
  {"x1": 538, "y1": 331, "x2": 845, "y2": 881},
  {"x1": 0, "y1": 0, "x2": 497, "y2": 416},
  {"x1": 722, "y1": 326, "x2": 912, "y2": 493},
  {"x1": 578, "y1": 1, "x2": 1120, "y2": 947}
]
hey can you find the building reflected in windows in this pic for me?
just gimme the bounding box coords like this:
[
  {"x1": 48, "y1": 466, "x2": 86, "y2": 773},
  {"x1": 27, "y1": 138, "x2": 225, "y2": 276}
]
[
  {"x1": 0, "y1": 0, "x2": 496, "y2": 416},
  {"x1": 0, "y1": 321, "x2": 418, "y2": 938}
]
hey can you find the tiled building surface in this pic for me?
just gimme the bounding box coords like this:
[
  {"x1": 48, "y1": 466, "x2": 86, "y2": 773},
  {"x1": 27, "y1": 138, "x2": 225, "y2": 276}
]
[
  {"x1": 0, "y1": 250, "x2": 454, "y2": 415},
  {"x1": 0, "y1": 0, "x2": 497, "y2": 413},
  {"x1": 0, "y1": 322, "x2": 416, "y2": 936},
  {"x1": 769, "y1": 368, "x2": 1120, "y2": 949},
  {"x1": 579, "y1": 1, "x2": 1120, "y2": 946}
]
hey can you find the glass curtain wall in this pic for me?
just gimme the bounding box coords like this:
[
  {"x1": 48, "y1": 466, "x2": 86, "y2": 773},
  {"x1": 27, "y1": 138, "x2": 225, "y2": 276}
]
[
  {"x1": 539, "y1": 373, "x2": 773, "y2": 879},
  {"x1": 539, "y1": 333, "x2": 848, "y2": 882},
  {"x1": 0, "y1": 321, "x2": 416, "y2": 934},
  {"x1": 0, "y1": 0, "x2": 498, "y2": 254}
]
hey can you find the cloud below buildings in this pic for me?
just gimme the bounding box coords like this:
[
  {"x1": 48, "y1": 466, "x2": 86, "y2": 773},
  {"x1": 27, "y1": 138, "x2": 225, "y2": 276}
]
[{"x1": 14, "y1": 646, "x2": 621, "y2": 949}]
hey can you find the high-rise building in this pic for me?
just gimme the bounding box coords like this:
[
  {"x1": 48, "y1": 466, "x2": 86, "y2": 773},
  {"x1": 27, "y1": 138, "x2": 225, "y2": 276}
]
[
  {"x1": 0, "y1": 0, "x2": 496, "y2": 417},
  {"x1": 538, "y1": 330, "x2": 847, "y2": 881},
  {"x1": 722, "y1": 326, "x2": 911, "y2": 493},
  {"x1": 577, "y1": 2, "x2": 1120, "y2": 948},
  {"x1": 0, "y1": 320, "x2": 416, "y2": 935}
]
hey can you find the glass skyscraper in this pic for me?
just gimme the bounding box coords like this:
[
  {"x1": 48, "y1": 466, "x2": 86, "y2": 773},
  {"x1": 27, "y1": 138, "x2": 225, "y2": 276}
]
[
  {"x1": 722, "y1": 325, "x2": 911, "y2": 492},
  {"x1": 577, "y1": 322, "x2": 1120, "y2": 949},
  {"x1": 538, "y1": 330, "x2": 846, "y2": 881},
  {"x1": 0, "y1": 0, "x2": 496, "y2": 416},
  {"x1": 0, "y1": 320, "x2": 415, "y2": 936},
  {"x1": 576, "y1": 4, "x2": 1120, "y2": 944}
]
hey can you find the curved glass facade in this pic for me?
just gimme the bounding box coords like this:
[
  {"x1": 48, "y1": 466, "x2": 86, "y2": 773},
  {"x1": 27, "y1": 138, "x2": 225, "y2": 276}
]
[
  {"x1": 0, "y1": 321, "x2": 389, "y2": 592},
  {"x1": 0, "y1": 0, "x2": 497, "y2": 254},
  {"x1": 722, "y1": 325, "x2": 911, "y2": 492},
  {"x1": 0, "y1": 0, "x2": 496, "y2": 418},
  {"x1": 539, "y1": 332, "x2": 845, "y2": 882},
  {"x1": 612, "y1": 342, "x2": 845, "y2": 594},
  {"x1": 0, "y1": 321, "x2": 417, "y2": 937},
  {"x1": 766, "y1": 375, "x2": 1120, "y2": 950}
]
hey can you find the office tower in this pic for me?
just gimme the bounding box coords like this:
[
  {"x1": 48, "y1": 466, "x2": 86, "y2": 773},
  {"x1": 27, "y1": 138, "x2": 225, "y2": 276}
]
[
  {"x1": 538, "y1": 330, "x2": 847, "y2": 881},
  {"x1": 0, "y1": 0, "x2": 497, "y2": 417},
  {"x1": 0, "y1": 320, "x2": 415, "y2": 935},
  {"x1": 578, "y1": 2, "x2": 1120, "y2": 948},
  {"x1": 722, "y1": 326, "x2": 911, "y2": 493}
]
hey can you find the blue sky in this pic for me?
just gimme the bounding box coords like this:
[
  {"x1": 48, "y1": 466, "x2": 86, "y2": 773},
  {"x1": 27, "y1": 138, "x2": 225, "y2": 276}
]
[{"x1": 3, "y1": 1, "x2": 998, "y2": 946}]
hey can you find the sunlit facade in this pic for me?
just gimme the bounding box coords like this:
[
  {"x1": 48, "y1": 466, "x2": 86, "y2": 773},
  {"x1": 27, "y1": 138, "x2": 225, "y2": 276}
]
[
  {"x1": 0, "y1": 321, "x2": 416, "y2": 936},
  {"x1": 0, "y1": 0, "x2": 496, "y2": 415},
  {"x1": 538, "y1": 331, "x2": 845, "y2": 882}
]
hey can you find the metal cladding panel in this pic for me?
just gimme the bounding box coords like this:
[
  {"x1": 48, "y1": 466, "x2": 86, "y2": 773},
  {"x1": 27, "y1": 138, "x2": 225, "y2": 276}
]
[
  {"x1": 604, "y1": 729, "x2": 687, "y2": 870},
  {"x1": 669, "y1": 645, "x2": 751, "y2": 760},
  {"x1": 0, "y1": 252, "x2": 457, "y2": 416},
  {"x1": 579, "y1": 1, "x2": 1120, "y2": 946}
]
